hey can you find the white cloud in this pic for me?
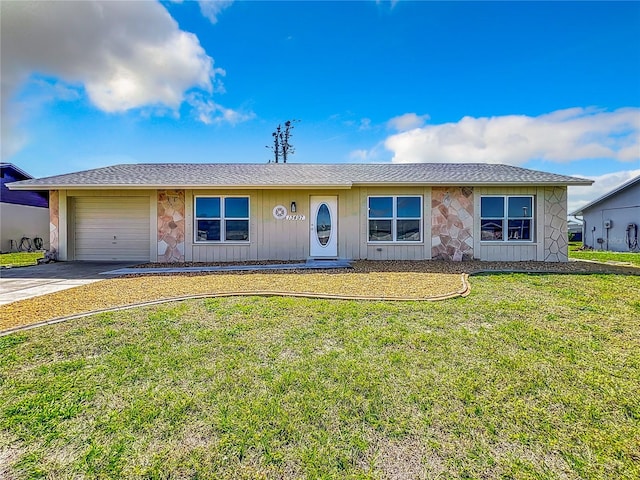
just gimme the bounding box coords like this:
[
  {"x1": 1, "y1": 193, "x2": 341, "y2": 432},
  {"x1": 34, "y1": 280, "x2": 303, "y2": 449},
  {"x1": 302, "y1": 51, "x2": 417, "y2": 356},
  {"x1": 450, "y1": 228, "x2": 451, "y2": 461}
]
[
  {"x1": 568, "y1": 169, "x2": 640, "y2": 216},
  {"x1": 2, "y1": 1, "x2": 216, "y2": 112},
  {"x1": 349, "y1": 149, "x2": 370, "y2": 161},
  {"x1": 387, "y1": 113, "x2": 429, "y2": 132},
  {"x1": 385, "y1": 107, "x2": 640, "y2": 165},
  {"x1": 187, "y1": 93, "x2": 255, "y2": 125},
  {"x1": 1, "y1": 113, "x2": 28, "y2": 160},
  {"x1": 1, "y1": 78, "x2": 81, "y2": 158},
  {"x1": 0, "y1": 0, "x2": 236, "y2": 159},
  {"x1": 215, "y1": 105, "x2": 255, "y2": 125},
  {"x1": 359, "y1": 118, "x2": 372, "y2": 131},
  {"x1": 348, "y1": 142, "x2": 387, "y2": 163},
  {"x1": 199, "y1": 0, "x2": 234, "y2": 24}
]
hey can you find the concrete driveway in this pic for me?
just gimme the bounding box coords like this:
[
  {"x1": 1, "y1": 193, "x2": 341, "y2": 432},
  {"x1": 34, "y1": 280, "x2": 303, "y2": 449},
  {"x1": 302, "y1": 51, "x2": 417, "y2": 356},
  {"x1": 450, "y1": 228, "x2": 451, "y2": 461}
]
[{"x1": 0, "y1": 262, "x2": 137, "y2": 305}]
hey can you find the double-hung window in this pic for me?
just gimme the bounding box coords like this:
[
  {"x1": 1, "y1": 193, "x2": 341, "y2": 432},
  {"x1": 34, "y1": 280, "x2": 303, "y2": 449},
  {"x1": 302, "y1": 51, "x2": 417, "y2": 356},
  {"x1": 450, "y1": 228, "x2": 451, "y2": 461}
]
[
  {"x1": 480, "y1": 196, "x2": 533, "y2": 241},
  {"x1": 368, "y1": 196, "x2": 422, "y2": 242},
  {"x1": 195, "y1": 196, "x2": 249, "y2": 242}
]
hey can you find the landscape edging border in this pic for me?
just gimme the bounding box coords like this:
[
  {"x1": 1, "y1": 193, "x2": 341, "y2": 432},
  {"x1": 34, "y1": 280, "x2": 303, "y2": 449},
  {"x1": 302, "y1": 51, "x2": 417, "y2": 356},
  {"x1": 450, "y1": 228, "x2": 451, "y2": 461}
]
[{"x1": 0, "y1": 274, "x2": 470, "y2": 336}]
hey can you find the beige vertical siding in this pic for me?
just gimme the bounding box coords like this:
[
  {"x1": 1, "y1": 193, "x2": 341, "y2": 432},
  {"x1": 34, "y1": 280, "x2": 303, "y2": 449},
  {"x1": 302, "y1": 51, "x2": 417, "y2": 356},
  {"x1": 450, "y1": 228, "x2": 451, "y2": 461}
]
[
  {"x1": 338, "y1": 189, "x2": 361, "y2": 260},
  {"x1": 186, "y1": 189, "x2": 359, "y2": 261},
  {"x1": 259, "y1": 189, "x2": 306, "y2": 260},
  {"x1": 480, "y1": 244, "x2": 538, "y2": 261}
]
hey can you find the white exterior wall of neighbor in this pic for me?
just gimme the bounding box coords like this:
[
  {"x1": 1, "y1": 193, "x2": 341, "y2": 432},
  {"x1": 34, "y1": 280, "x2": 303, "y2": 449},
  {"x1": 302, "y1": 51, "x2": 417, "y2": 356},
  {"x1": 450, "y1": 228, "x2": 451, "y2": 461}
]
[
  {"x1": 0, "y1": 203, "x2": 50, "y2": 252},
  {"x1": 581, "y1": 182, "x2": 640, "y2": 252},
  {"x1": 50, "y1": 185, "x2": 572, "y2": 262}
]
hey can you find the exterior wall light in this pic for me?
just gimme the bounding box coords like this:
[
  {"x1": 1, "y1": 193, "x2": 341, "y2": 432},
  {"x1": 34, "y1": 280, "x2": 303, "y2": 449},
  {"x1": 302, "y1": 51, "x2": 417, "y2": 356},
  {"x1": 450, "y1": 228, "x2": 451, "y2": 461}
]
[{"x1": 290, "y1": 201, "x2": 297, "y2": 213}]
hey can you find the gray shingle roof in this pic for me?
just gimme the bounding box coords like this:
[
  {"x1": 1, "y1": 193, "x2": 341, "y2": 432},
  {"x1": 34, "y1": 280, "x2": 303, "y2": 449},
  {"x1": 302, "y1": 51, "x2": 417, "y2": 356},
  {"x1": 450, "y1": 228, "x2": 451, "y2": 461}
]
[{"x1": 7, "y1": 163, "x2": 593, "y2": 189}]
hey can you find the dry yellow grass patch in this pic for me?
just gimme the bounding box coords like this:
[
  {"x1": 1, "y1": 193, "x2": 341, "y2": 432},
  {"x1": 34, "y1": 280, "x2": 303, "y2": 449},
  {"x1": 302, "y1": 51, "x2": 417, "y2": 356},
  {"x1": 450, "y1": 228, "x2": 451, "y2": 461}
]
[{"x1": 0, "y1": 271, "x2": 467, "y2": 331}]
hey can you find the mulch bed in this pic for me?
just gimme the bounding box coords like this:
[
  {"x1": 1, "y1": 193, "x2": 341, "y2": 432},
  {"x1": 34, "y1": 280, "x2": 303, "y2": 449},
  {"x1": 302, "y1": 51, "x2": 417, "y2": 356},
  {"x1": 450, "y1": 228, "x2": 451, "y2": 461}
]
[
  {"x1": 129, "y1": 259, "x2": 640, "y2": 275},
  {"x1": 1, "y1": 260, "x2": 637, "y2": 334}
]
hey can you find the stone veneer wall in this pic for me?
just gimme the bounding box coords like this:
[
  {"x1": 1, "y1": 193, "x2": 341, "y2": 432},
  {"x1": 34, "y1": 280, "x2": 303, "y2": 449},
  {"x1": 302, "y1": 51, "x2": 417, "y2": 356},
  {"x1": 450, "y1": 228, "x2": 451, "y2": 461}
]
[
  {"x1": 544, "y1": 186, "x2": 568, "y2": 262},
  {"x1": 431, "y1": 187, "x2": 474, "y2": 261},
  {"x1": 49, "y1": 190, "x2": 59, "y2": 254},
  {"x1": 158, "y1": 190, "x2": 185, "y2": 262}
]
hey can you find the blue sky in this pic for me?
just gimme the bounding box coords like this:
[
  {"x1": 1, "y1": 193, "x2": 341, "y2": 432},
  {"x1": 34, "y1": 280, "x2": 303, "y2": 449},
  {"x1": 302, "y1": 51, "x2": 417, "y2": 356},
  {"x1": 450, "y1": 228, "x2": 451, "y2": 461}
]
[{"x1": 1, "y1": 1, "x2": 639, "y2": 212}]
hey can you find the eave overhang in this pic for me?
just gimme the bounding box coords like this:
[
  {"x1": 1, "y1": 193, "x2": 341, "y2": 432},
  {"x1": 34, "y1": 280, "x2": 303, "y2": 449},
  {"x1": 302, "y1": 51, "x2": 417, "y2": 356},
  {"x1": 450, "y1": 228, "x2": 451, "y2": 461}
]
[{"x1": 7, "y1": 180, "x2": 594, "y2": 190}]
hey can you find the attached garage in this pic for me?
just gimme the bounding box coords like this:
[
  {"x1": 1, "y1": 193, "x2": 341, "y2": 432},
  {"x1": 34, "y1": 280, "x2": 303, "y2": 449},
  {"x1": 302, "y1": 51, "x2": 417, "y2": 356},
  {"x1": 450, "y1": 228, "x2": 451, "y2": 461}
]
[{"x1": 70, "y1": 196, "x2": 150, "y2": 261}]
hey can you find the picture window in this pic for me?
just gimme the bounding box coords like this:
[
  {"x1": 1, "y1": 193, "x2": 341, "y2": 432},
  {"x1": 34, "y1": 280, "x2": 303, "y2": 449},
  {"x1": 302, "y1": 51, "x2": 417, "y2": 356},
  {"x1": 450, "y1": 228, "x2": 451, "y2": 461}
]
[
  {"x1": 368, "y1": 196, "x2": 422, "y2": 242},
  {"x1": 194, "y1": 196, "x2": 249, "y2": 242},
  {"x1": 480, "y1": 196, "x2": 533, "y2": 241}
]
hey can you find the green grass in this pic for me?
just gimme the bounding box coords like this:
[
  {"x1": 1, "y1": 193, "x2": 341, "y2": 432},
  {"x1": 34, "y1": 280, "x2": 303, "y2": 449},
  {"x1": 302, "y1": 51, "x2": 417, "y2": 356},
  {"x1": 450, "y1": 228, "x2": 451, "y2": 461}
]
[
  {"x1": 0, "y1": 251, "x2": 44, "y2": 268},
  {"x1": 568, "y1": 243, "x2": 640, "y2": 266},
  {"x1": 1, "y1": 273, "x2": 639, "y2": 479}
]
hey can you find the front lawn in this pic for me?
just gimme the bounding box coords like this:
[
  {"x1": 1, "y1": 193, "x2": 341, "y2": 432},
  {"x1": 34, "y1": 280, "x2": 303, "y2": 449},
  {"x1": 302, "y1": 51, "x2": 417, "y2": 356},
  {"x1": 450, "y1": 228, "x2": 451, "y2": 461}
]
[
  {"x1": 1, "y1": 273, "x2": 639, "y2": 479},
  {"x1": 568, "y1": 245, "x2": 640, "y2": 267},
  {"x1": 0, "y1": 251, "x2": 44, "y2": 268}
]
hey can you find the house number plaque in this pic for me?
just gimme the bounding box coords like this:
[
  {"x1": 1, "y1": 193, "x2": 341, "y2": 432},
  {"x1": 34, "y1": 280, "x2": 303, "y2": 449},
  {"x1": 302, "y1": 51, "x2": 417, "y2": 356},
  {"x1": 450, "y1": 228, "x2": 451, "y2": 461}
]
[{"x1": 272, "y1": 205, "x2": 306, "y2": 221}]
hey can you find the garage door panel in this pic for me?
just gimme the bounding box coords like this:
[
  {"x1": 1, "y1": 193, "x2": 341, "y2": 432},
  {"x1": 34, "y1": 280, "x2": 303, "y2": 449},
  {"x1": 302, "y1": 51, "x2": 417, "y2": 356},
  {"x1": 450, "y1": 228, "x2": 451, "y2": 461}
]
[
  {"x1": 73, "y1": 211, "x2": 148, "y2": 220},
  {"x1": 73, "y1": 207, "x2": 149, "y2": 215},
  {"x1": 74, "y1": 215, "x2": 148, "y2": 223},
  {"x1": 76, "y1": 224, "x2": 149, "y2": 232},
  {"x1": 75, "y1": 248, "x2": 150, "y2": 256},
  {"x1": 75, "y1": 225, "x2": 150, "y2": 234},
  {"x1": 75, "y1": 250, "x2": 149, "y2": 261},
  {"x1": 75, "y1": 232, "x2": 149, "y2": 241},
  {"x1": 73, "y1": 197, "x2": 150, "y2": 261},
  {"x1": 73, "y1": 253, "x2": 148, "y2": 262}
]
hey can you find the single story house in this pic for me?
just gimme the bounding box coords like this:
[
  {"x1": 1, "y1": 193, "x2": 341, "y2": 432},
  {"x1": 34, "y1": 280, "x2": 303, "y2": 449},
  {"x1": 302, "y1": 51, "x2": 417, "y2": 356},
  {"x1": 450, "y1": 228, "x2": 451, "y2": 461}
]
[
  {"x1": 0, "y1": 163, "x2": 49, "y2": 252},
  {"x1": 567, "y1": 219, "x2": 583, "y2": 242},
  {"x1": 7, "y1": 163, "x2": 592, "y2": 263},
  {"x1": 570, "y1": 175, "x2": 639, "y2": 252}
]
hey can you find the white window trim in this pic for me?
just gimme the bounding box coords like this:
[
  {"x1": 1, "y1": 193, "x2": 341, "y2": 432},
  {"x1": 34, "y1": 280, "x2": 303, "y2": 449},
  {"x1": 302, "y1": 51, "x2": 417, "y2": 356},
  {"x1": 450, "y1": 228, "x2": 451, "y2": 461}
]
[
  {"x1": 194, "y1": 195, "x2": 250, "y2": 243},
  {"x1": 480, "y1": 195, "x2": 535, "y2": 243},
  {"x1": 367, "y1": 195, "x2": 423, "y2": 243}
]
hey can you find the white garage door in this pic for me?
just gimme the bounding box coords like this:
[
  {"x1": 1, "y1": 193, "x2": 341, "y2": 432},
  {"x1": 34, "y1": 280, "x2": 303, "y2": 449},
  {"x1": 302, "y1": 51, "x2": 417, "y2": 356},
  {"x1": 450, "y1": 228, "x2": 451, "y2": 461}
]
[{"x1": 73, "y1": 196, "x2": 150, "y2": 261}]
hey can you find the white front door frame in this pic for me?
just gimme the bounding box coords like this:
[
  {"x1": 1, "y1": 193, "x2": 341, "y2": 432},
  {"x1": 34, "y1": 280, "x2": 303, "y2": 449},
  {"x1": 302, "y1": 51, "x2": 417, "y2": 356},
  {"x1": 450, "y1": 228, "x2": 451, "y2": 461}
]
[{"x1": 309, "y1": 196, "x2": 338, "y2": 257}]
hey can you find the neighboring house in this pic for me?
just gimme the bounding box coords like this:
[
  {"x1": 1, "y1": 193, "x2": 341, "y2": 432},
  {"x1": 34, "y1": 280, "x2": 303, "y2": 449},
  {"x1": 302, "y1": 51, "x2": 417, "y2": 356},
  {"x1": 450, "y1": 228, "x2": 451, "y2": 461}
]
[
  {"x1": 570, "y1": 175, "x2": 640, "y2": 252},
  {"x1": 7, "y1": 163, "x2": 592, "y2": 263},
  {"x1": 567, "y1": 219, "x2": 583, "y2": 242},
  {"x1": 0, "y1": 163, "x2": 49, "y2": 252}
]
